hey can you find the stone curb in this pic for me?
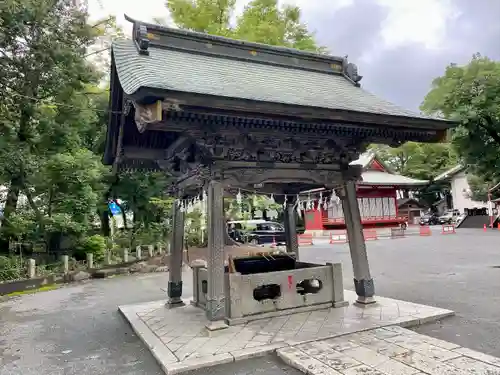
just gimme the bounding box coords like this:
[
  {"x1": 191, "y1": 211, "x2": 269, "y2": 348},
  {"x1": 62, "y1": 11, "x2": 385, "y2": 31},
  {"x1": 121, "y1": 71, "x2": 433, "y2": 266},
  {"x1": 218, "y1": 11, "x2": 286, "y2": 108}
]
[{"x1": 0, "y1": 255, "x2": 173, "y2": 298}]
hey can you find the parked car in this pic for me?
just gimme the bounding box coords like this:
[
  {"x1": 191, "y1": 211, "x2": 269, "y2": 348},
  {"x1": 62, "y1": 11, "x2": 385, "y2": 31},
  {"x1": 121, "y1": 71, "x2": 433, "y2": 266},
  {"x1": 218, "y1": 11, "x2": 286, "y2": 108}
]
[
  {"x1": 227, "y1": 220, "x2": 287, "y2": 245},
  {"x1": 419, "y1": 213, "x2": 439, "y2": 226},
  {"x1": 438, "y1": 210, "x2": 461, "y2": 225}
]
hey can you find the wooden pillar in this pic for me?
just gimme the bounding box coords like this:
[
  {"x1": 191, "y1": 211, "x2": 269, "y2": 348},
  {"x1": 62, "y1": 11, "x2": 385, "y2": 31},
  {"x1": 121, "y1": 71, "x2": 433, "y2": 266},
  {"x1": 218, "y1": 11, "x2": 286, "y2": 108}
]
[
  {"x1": 205, "y1": 180, "x2": 228, "y2": 328},
  {"x1": 284, "y1": 202, "x2": 298, "y2": 254},
  {"x1": 167, "y1": 198, "x2": 185, "y2": 307},
  {"x1": 341, "y1": 178, "x2": 376, "y2": 305}
]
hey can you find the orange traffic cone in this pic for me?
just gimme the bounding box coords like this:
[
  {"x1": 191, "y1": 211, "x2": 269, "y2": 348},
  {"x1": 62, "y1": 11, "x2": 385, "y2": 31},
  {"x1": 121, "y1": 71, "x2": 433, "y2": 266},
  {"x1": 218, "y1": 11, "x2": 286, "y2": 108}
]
[{"x1": 484, "y1": 224, "x2": 487, "y2": 232}]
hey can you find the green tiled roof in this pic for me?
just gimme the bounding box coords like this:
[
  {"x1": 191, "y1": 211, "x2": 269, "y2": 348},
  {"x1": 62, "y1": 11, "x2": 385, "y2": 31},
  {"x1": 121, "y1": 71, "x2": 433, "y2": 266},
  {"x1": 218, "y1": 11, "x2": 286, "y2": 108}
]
[{"x1": 112, "y1": 39, "x2": 430, "y2": 119}]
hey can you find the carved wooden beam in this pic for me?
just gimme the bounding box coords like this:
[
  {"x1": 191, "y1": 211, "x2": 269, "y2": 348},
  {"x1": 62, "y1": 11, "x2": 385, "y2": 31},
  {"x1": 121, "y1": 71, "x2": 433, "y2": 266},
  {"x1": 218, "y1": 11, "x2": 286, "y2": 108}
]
[
  {"x1": 191, "y1": 132, "x2": 360, "y2": 165},
  {"x1": 222, "y1": 167, "x2": 342, "y2": 187},
  {"x1": 122, "y1": 146, "x2": 164, "y2": 160},
  {"x1": 164, "y1": 136, "x2": 191, "y2": 160},
  {"x1": 132, "y1": 101, "x2": 163, "y2": 133}
]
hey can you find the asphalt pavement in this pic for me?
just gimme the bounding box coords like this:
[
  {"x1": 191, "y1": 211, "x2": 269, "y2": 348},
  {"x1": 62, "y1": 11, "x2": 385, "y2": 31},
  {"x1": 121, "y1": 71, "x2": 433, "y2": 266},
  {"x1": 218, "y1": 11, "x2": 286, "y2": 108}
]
[
  {"x1": 1, "y1": 226, "x2": 499, "y2": 375},
  {"x1": 301, "y1": 226, "x2": 500, "y2": 357}
]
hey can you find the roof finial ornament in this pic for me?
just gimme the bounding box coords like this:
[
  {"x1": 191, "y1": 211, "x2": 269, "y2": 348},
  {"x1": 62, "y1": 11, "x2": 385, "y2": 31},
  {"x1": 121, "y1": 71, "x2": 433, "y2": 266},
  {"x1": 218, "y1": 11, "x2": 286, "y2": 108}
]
[
  {"x1": 345, "y1": 62, "x2": 362, "y2": 86},
  {"x1": 125, "y1": 14, "x2": 150, "y2": 55},
  {"x1": 135, "y1": 24, "x2": 150, "y2": 55}
]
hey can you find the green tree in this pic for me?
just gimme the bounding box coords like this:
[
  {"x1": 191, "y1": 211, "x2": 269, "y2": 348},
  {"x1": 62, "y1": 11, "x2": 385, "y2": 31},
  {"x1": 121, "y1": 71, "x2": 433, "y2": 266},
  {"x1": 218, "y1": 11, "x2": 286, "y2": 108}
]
[
  {"x1": 0, "y1": 87, "x2": 111, "y2": 250},
  {"x1": 421, "y1": 54, "x2": 500, "y2": 199},
  {"x1": 166, "y1": 0, "x2": 324, "y2": 52},
  {"x1": 110, "y1": 171, "x2": 173, "y2": 248},
  {"x1": 368, "y1": 143, "x2": 457, "y2": 207},
  {"x1": 467, "y1": 175, "x2": 490, "y2": 202},
  {"x1": 234, "y1": 0, "x2": 323, "y2": 51},
  {"x1": 368, "y1": 143, "x2": 457, "y2": 180},
  {"x1": 0, "y1": 0, "x2": 114, "y2": 251}
]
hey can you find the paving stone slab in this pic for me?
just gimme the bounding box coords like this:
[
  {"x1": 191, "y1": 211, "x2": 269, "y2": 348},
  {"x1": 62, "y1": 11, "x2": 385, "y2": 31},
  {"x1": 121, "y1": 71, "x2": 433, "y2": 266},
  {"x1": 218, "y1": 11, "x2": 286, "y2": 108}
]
[
  {"x1": 119, "y1": 291, "x2": 454, "y2": 374},
  {"x1": 280, "y1": 326, "x2": 500, "y2": 375},
  {"x1": 445, "y1": 355, "x2": 500, "y2": 375},
  {"x1": 452, "y1": 347, "x2": 500, "y2": 367}
]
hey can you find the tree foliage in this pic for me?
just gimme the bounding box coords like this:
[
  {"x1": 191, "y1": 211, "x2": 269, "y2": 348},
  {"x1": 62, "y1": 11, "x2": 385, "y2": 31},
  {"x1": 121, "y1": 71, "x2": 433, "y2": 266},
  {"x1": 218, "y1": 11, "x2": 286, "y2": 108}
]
[
  {"x1": 368, "y1": 142, "x2": 457, "y2": 180},
  {"x1": 421, "y1": 54, "x2": 500, "y2": 199},
  {"x1": 0, "y1": 0, "x2": 322, "y2": 256},
  {"x1": 165, "y1": 0, "x2": 324, "y2": 52},
  {"x1": 0, "y1": 0, "x2": 114, "y2": 252},
  {"x1": 368, "y1": 143, "x2": 457, "y2": 208}
]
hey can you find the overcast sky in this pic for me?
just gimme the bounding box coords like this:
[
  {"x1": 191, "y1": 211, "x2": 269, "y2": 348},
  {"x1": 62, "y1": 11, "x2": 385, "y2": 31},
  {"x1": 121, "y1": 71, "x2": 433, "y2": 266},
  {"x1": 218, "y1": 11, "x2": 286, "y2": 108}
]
[{"x1": 88, "y1": 0, "x2": 499, "y2": 112}]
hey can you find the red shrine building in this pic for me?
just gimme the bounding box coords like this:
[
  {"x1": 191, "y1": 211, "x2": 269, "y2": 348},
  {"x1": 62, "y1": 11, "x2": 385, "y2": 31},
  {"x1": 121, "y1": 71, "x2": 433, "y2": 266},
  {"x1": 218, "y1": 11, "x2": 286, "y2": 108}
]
[{"x1": 303, "y1": 152, "x2": 428, "y2": 235}]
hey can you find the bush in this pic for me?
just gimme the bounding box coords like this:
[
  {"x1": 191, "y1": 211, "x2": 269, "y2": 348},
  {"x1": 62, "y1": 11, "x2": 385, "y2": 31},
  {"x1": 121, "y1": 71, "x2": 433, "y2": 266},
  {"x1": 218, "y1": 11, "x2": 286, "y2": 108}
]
[
  {"x1": 75, "y1": 235, "x2": 107, "y2": 262},
  {"x1": 185, "y1": 231, "x2": 207, "y2": 248},
  {"x1": 0, "y1": 256, "x2": 25, "y2": 281}
]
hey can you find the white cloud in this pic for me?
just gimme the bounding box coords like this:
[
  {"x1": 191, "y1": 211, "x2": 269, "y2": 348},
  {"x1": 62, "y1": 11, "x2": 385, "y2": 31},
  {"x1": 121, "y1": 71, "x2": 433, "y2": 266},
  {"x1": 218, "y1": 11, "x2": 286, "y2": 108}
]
[
  {"x1": 90, "y1": 0, "x2": 455, "y2": 53},
  {"x1": 376, "y1": 0, "x2": 457, "y2": 49},
  {"x1": 283, "y1": 0, "x2": 354, "y2": 12},
  {"x1": 88, "y1": 0, "x2": 167, "y2": 32}
]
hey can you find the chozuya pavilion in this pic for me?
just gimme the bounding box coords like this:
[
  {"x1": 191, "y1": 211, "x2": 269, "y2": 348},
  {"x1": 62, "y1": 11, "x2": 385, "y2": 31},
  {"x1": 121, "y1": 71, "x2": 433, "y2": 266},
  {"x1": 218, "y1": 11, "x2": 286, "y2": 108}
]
[{"x1": 103, "y1": 15, "x2": 453, "y2": 328}]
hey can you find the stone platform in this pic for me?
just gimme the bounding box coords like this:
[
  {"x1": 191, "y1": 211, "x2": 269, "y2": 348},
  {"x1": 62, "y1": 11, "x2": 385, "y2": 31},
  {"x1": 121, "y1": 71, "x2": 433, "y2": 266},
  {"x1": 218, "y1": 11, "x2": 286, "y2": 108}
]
[
  {"x1": 118, "y1": 290, "x2": 454, "y2": 374},
  {"x1": 278, "y1": 325, "x2": 500, "y2": 374}
]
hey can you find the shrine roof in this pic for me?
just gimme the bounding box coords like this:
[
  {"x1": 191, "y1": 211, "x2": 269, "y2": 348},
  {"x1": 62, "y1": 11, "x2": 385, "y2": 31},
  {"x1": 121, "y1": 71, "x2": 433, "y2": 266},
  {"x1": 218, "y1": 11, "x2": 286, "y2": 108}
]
[
  {"x1": 351, "y1": 152, "x2": 428, "y2": 186},
  {"x1": 358, "y1": 170, "x2": 428, "y2": 186},
  {"x1": 111, "y1": 17, "x2": 451, "y2": 125},
  {"x1": 350, "y1": 151, "x2": 392, "y2": 172},
  {"x1": 302, "y1": 153, "x2": 428, "y2": 193}
]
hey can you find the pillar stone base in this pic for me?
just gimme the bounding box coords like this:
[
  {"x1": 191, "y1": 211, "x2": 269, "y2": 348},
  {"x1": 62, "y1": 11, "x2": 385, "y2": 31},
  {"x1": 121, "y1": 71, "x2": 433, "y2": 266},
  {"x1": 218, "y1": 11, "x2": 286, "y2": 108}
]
[
  {"x1": 354, "y1": 296, "x2": 377, "y2": 306},
  {"x1": 166, "y1": 299, "x2": 185, "y2": 308},
  {"x1": 353, "y1": 278, "x2": 376, "y2": 304},
  {"x1": 166, "y1": 281, "x2": 185, "y2": 308},
  {"x1": 168, "y1": 281, "x2": 183, "y2": 298},
  {"x1": 354, "y1": 278, "x2": 375, "y2": 297},
  {"x1": 205, "y1": 320, "x2": 229, "y2": 332}
]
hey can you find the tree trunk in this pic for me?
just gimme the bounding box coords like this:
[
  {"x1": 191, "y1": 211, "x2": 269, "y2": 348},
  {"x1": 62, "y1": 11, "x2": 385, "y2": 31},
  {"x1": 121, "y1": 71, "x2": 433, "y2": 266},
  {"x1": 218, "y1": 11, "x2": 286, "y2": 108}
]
[
  {"x1": 100, "y1": 189, "x2": 111, "y2": 237},
  {"x1": 100, "y1": 209, "x2": 110, "y2": 237},
  {"x1": 0, "y1": 179, "x2": 21, "y2": 253},
  {"x1": 0, "y1": 93, "x2": 35, "y2": 253}
]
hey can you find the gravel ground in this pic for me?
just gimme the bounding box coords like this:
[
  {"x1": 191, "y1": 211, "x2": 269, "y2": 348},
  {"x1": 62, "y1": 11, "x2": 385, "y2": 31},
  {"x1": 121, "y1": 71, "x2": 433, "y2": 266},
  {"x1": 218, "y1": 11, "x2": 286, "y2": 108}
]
[{"x1": 1, "y1": 226, "x2": 499, "y2": 375}]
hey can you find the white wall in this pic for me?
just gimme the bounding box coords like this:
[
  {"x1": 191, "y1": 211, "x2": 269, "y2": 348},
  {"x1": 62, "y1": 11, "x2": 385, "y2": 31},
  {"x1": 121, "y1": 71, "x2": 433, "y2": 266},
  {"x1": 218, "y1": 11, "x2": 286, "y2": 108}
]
[{"x1": 450, "y1": 171, "x2": 488, "y2": 213}]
